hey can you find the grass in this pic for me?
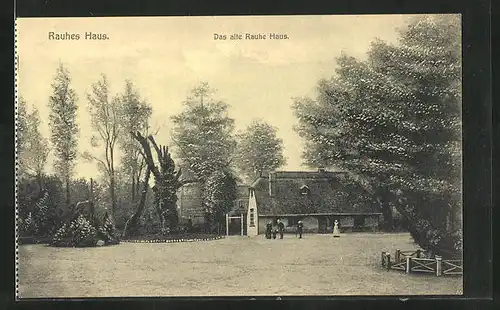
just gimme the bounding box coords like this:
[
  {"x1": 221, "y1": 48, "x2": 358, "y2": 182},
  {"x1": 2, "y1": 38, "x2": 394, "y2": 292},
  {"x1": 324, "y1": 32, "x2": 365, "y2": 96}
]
[{"x1": 17, "y1": 232, "x2": 462, "y2": 298}]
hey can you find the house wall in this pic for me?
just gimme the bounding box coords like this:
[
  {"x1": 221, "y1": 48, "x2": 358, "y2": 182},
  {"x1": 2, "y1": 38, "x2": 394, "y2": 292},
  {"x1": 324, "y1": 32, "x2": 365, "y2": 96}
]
[
  {"x1": 340, "y1": 216, "x2": 354, "y2": 228},
  {"x1": 177, "y1": 184, "x2": 205, "y2": 224},
  {"x1": 257, "y1": 214, "x2": 380, "y2": 235},
  {"x1": 231, "y1": 185, "x2": 250, "y2": 215},
  {"x1": 178, "y1": 183, "x2": 250, "y2": 226},
  {"x1": 301, "y1": 216, "x2": 319, "y2": 233}
]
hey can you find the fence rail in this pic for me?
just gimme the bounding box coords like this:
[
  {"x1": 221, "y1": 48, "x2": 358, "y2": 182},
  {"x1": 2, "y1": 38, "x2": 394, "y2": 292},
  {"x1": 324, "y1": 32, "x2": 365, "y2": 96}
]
[
  {"x1": 381, "y1": 249, "x2": 462, "y2": 277},
  {"x1": 442, "y1": 259, "x2": 463, "y2": 275}
]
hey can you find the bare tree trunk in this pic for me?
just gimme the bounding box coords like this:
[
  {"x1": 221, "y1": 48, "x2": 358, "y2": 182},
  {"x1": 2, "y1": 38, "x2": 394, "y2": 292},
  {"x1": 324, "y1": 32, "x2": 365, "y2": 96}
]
[
  {"x1": 36, "y1": 171, "x2": 43, "y2": 190},
  {"x1": 122, "y1": 168, "x2": 151, "y2": 237},
  {"x1": 131, "y1": 177, "x2": 136, "y2": 202},
  {"x1": 110, "y1": 174, "x2": 117, "y2": 220},
  {"x1": 65, "y1": 175, "x2": 71, "y2": 208},
  {"x1": 377, "y1": 190, "x2": 393, "y2": 231},
  {"x1": 131, "y1": 131, "x2": 195, "y2": 235},
  {"x1": 89, "y1": 178, "x2": 95, "y2": 226}
]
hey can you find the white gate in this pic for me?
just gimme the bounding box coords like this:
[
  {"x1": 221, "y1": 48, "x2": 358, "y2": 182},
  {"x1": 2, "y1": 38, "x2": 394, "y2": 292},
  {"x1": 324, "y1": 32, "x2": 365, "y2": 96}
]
[{"x1": 225, "y1": 213, "x2": 244, "y2": 236}]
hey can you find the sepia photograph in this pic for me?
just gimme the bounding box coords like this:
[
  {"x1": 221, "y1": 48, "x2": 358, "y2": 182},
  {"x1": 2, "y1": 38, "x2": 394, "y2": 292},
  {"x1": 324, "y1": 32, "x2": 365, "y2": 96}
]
[{"x1": 15, "y1": 14, "x2": 463, "y2": 298}]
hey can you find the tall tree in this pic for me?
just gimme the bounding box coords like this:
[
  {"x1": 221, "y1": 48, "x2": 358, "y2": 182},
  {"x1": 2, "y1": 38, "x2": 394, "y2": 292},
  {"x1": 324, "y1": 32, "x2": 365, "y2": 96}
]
[
  {"x1": 24, "y1": 107, "x2": 49, "y2": 186},
  {"x1": 17, "y1": 96, "x2": 29, "y2": 180},
  {"x1": 83, "y1": 74, "x2": 120, "y2": 219},
  {"x1": 294, "y1": 15, "x2": 461, "y2": 256},
  {"x1": 171, "y1": 82, "x2": 236, "y2": 183},
  {"x1": 235, "y1": 119, "x2": 286, "y2": 183},
  {"x1": 171, "y1": 82, "x2": 236, "y2": 227},
  {"x1": 131, "y1": 132, "x2": 194, "y2": 234},
  {"x1": 48, "y1": 63, "x2": 79, "y2": 207},
  {"x1": 203, "y1": 169, "x2": 237, "y2": 233},
  {"x1": 116, "y1": 80, "x2": 152, "y2": 203}
]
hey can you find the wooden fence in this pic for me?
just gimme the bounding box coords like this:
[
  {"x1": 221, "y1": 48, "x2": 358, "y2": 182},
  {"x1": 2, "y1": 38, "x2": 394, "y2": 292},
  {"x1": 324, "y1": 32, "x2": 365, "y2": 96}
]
[{"x1": 381, "y1": 249, "x2": 462, "y2": 276}]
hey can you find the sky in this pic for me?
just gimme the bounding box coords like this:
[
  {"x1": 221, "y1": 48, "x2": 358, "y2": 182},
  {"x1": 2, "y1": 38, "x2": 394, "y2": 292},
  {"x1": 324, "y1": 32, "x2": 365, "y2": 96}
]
[{"x1": 16, "y1": 15, "x2": 414, "y2": 181}]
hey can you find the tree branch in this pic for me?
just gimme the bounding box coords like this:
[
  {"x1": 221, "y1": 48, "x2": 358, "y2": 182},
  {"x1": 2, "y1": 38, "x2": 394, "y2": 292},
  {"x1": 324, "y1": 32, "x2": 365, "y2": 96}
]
[
  {"x1": 147, "y1": 135, "x2": 162, "y2": 160},
  {"x1": 131, "y1": 131, "x2": 161, "y2": 179},
  {"x1": 178, "y1": 179, "x2": 198, "y2": 187}
]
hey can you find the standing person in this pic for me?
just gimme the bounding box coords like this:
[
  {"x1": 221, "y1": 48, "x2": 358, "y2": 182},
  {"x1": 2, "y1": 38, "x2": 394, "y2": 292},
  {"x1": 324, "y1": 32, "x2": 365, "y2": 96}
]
[
  {"x1": 277, "y1": 219, "x2": 285, "y2": 239},
  {"x1": 297, "y1": 220, "x2": 303, "y2": 239},
  {"x1": 265, "y1": 221, "x2": 272, "y2": 239},
  {"x1": 333, "y1": 219, "x2": 340, "y2": 238}
]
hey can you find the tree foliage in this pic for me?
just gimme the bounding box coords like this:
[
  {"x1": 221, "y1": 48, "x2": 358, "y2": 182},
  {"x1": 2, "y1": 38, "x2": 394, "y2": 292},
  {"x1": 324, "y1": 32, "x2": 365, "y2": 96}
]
[
  {"x1": 17, "y1": 96, "x2": 28, "y2": 179},
  {"x1": 17, "y1": 97, "x2": 49, "y2": 182},
  {"x1": 84, "y1": 74, "x2": 121, "y2": 219},
  {"x1": 116, "y1": 80, "x2": 153, "y2": 202},
  {"x1": 203, "y1": 169, "x2": 237, "y2": 231},
  {"x1": 235, "y1": 120, "x2": 286, "y2": 183},
  {"x1": 48, "y1": 63, "x2": 79, "y2": 206},
  {"x1": 171, "y1": 82, "x2": 236, "y2": 183},
  {"x1": 293, "y1": 15, "x2": 462, "y2": 256}
]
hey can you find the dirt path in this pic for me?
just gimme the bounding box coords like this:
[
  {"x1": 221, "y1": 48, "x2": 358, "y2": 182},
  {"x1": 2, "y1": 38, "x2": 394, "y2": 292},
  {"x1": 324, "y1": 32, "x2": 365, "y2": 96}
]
[{"x1": 18, "y1": 233, "x2": 462, "y2": 297}]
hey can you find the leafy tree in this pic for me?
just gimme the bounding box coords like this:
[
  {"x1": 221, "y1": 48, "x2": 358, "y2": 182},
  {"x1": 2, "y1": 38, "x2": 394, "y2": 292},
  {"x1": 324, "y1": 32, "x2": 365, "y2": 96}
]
[
  {"x1": 235, "y1": 120, "x2": 286, "y2": 183},
  {"x1": 116, "y1": 80, "x2": 153, "y2": 202},
  {"x1": 17, "y1": 97, "x2": 49, "y2": 185},
  {"x1": 203, "y1": 169, "x2": 237, "y2": 232},
  {"x1": 293, "y1": 15, "x2": 461, "y2": 256},
  {"x1": 171, "y1": 82, "x2": 236, "y2": 183},
  {"x1": 25, "y1": 108, "x2": 49, "y2": 185},
  {"x1": 83, "y1": 74, "x2": 121, "y2": 219},
  {"x1": 48, "y1": 63, "x2": 79, "y2": 208},
  {"x1": 171, "y1": 82, "x2": 237, "y2": 227},
  {"x1": 17, "y1": 96, "x2": 28, "y2": 180}
]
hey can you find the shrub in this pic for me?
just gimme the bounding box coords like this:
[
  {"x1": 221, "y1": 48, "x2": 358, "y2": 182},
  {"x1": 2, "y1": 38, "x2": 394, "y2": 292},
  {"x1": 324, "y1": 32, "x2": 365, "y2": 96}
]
[
  {"x1": 18, "y1": 212, "x2": 37, "y2": 236},
  {"x1": 51, "y1": 215, "x2": 98, "y2": 247},
  {"x1": 97, "y1": 212, "x2": 120, "y2": 245}
]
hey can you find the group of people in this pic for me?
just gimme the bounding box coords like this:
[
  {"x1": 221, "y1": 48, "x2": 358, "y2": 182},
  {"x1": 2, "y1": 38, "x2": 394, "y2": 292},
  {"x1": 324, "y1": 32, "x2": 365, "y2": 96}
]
[{"x1": 265, "y1": 219, "x2": 304, "y2": 239}]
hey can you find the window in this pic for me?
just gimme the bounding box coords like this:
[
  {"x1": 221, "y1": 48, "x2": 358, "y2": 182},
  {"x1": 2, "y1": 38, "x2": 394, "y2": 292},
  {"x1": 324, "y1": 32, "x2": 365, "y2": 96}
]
[
  {"x1": 300, "y1": 185, "x2": 310, "y2": 196},
  {"x1": 287, "y1": 217, "x2": 298, "y2": 227},
  {"x1": 238, "y1": 200, "x2": 244, "y2": 209},
  {"x1": 249, "y1": 208, "x2": 255, "y2": 227},
  {"x1": 354, "y1": 216, "x2": 365, "y2": 227}
]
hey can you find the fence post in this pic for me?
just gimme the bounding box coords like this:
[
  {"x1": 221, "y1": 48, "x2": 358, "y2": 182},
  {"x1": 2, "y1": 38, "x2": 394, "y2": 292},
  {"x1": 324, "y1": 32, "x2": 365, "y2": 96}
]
[
  {"x1": 406, "y1": 256, "x2": 412, "y2": 274},
  {"x1": 416, "y1": 249, "x2": 421, "y2": 258},
  {"x1": 240, "y1": 213, "x2": 244, "y2": 236},
  {"x1": 381, "y1": 252, "x2": 385, "y2": 267},
  {"x1": 386, "y1": 253, "x2": 391, "y2": 271},
  {"x1": 226, "y1": 214, "x2": 229, "y2": 237},
  {"x1": 395, "y1": 249, "x2": 400, "y2": 263},
  {"x1": 436, "y1": 255, "x2": 442, "y2": 276}
]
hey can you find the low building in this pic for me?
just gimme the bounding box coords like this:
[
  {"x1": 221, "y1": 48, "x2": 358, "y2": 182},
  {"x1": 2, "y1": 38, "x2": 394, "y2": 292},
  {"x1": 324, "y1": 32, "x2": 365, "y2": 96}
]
[
  {"x1": 257, "y1": 212, "x2": 382, "y2": 234},
  {"x1": 177, "y1": 168, "x2": 382, "y2": 235},
  {"x1": 177, "y1": 179, "x2": 249, "y2": 231},
  {"x1": 246, "y1": 168, "x2": 381, "y2": 235}
]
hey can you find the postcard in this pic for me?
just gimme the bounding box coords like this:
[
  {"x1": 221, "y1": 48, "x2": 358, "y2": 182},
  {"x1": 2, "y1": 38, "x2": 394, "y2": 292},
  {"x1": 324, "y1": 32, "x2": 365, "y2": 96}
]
[{"x1": 15, "y1": 15, "x2": 463, "y2": 298}]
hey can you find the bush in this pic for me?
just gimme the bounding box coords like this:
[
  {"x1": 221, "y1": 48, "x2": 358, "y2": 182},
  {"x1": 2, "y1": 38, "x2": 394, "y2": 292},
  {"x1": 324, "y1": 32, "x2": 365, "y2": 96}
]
[
  {"x1": 50, "y1": 212, "x2": 120, "y2": 247},
  {"x1": 18, "y1": 212, "x2": 37, "y2": 236},
  {"x1": 51, "y1": 215, "x2": 98, "y2": 247}
]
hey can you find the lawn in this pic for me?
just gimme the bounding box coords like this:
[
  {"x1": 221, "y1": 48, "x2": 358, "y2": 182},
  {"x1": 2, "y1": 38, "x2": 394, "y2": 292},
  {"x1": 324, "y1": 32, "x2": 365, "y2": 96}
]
[{"x1": 17, "y1": 232, "x2": 462, "y2": 298}]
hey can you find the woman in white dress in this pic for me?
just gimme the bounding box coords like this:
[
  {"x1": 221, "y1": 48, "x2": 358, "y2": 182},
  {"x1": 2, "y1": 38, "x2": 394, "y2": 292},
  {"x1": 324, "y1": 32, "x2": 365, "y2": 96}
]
[{"x1": 333, "y1": 220, "x2": 340, "y2": 237}]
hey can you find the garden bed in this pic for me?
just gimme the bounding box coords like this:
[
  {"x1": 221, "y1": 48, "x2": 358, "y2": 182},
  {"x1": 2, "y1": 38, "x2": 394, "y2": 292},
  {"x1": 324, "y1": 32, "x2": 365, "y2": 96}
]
[
  {"x1": 18, "y1": 236, "x2": 52, "y2": 245},
  {"x1": 121, "y1": 233, "x2": 224, "y2": 243}
]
